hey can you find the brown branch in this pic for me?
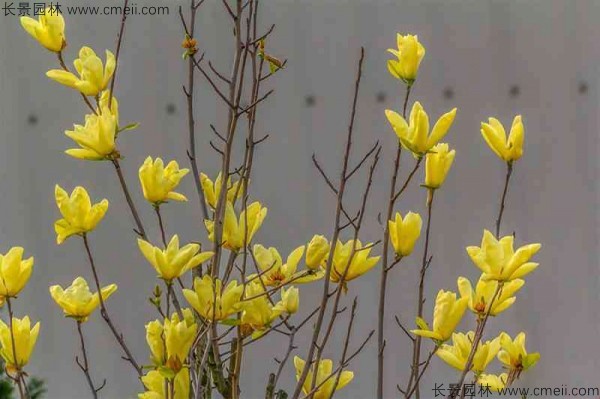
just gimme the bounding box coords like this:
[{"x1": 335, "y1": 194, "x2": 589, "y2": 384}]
[
  {"x1": 377, "y1": 82, "x2": 413, "y2": 399},
  {"x1": 75, "y1": 321, "x2": 105, "y2": 398},
  {"x1": 407, "y1": 189, "x2": 435, "y2": 399},
  {"x1": 495, "y1": 162, "x2": 513, "y2": 236},
  {"x1": 154, "y1": 205, "x2": 167, "y2": 247},
  {"x1": 292, "y1": 48, "x2": 366, "y2": 399},
  {"x1": 111, "y1": 159, "x2": 146, "y2": 239},
  {"x1": 403, "y1": 347, "x2": 439, "y2": 399},
  {"x1": 5, "y1": 298, "x2": 26, "y2": 399},
  {"x1": 82, "y1": 234, "x2": 143, "y2": 378},
  {"x1": 108, "y1": 0, "x2": 129, "y2": 110}
]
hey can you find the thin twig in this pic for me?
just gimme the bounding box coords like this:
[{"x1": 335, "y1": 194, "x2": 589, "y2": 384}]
[
  {"x1": 5, "y1": 298, "x2": 27, "y2": 399},
  {"x1": 82, "y1": 234, "x2": 143, "y2": 378},
  {"x1": 111, "y1": 159, "x2": 147, "y2": 239},
  {"x1": 75, "y1": 321, "x2": 104, "y2": 398},
  {"x1": 377, "y1": 84, "x2": 413, "y2": 399},
  {"x1": 108, "y1": 0, "x2": 130, "y2": 110},
  {"x1": 292, "y1": 48, "x2": 366, "y2": 399},
  {"x1": 495, "y1": 162, "x2": 513, "y2": 237}
]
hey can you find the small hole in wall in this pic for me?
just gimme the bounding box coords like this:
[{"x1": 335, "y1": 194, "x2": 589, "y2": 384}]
[
  {"x1": 166, "y1": 103, "x2": 176, "y2": 115},
  {"x1": 509, "y1": 85, "x2": 520, "y2": 98},
  {"x1": 578, "y1": 81, "x2": 588, "y2": 94},
  {"x1": 376, "y1": 91, "x2": 387, "y2": 103},
  {"x1": 305, "y1": 95, "x2": 316, "y2": 107},
  {"x1": 443, "y1": 87, "x2": 454, "y2": 100},
  {"x1": 27, "y1": 114, "x2": 38, "y2": 125}
]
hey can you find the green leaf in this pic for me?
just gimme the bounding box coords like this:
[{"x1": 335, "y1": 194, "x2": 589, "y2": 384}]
[
  {"x1": 119, "y1": 122, "x2": 140, "y2": 133},
  {"x1": 219, "y1": 318, "x2": 241, "y2": 326}
]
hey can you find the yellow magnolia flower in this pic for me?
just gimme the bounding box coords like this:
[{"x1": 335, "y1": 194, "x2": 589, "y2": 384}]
[
  {"x1": 273, "y1": 286, "x2": 299, "y2": 315},
  {"x1": 477, "y1": 373, "x2": 508, "y2": 392},
  {"x1": 305, "y1": 235, "x2": 330, "y2": 270},
  {"x1": 64, "y1": 108, "x2": 118, "y2": 160},
  {"x1": 145, "y1": 319, "x2": 164, "y2": 366},
  {"x1": 437, "y1": 331, "x2": 501, "y2": 374},
  {"x1": 294, "y1": 356, "x2": 353, "y2": 399},
  {"x1": 164, "y1": 311, "x2": 197, "y2": 369},
  {"x1": 481, "y1": 116, "x2": 524, "y2": 162},
  {"x1": 387, "y1": 34, "x2": 425, "y2": 84},
  {"x1": 458, "y1": 276, "x2": 524, "y2": 317},
  {"x1": 388, "y1": 211, "x2": 422, "y2": 257},
  {"x1": 466, "y1": 230, "x2": 541, "y2": 282},
  {"x1": 137, "y1": 235, "x2": 213, "y2": 281},
  {"x1": 54, "y1": 185, "x2": 109, "y2": 244},
  {"x1": 182, "y1": 276, "x2": 243, "y2": 322},
  {"x1": 0, "y1": 316, "x2": 40, "y2": 371},
  {"x1": 330, "y1": 240, "x2": 380, "y2": 284},
  {"x1": 251, "y1": 245, "x2": 321, "y2": 287},
  {"x1": 98, "y1": 90, "x2": 119, "y2": 124},
  {"x1": 498, "y1": 332, "x2": 540, "y2": 375},
  {"x1": 412, "y1": 290, "x2": 468, "y2": 343},
  {"x1": 240, "y1": 282, "x2": 282, "y2": 338},
  {"x1": 20, "y1": 7, "x2": 65, "y2": 52},
  {"x1": 49, "y1": 277, "x2": 117, "y2": 322},
  {"x1": 47, "y1": 46, "x2": 115, "y2": 96},
  {"x1": 139, "y1": 157, "x2": 189, "y2": 205},
  {"x1": 425, "y1": 143, "x2": 456, "y2": 189},
  {"x1": 139, "y1": 368, "x2": 189, "y2": 399},
  {"x1": 0, "y1": 247, "x2": 34, "y2": 298},
  {"x1": 205, "y1": 202, "x2": 267, "y2": 251},
  {"x1": 200, "y1": 172, "x2": 241, "y2": 209},
  {"x1": 385, "y1": 102, "x2": 457, "y2": 157}
]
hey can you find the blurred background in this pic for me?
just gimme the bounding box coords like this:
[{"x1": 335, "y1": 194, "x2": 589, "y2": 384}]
[{"x1": 0, "y1": 0, "x2": 598, "y2": 398}]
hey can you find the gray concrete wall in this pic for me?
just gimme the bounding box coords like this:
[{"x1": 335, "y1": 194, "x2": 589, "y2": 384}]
[{"x1": 0, "y1": 0, "x2": 598, "y2": 398}]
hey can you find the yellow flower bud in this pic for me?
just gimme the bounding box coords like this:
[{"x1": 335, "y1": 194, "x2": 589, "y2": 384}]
[
  {"x1": 139, "y1": 157, "x2": 189, "y2": 205},
  {"x1": 139, "y1": 368, "x2": 190, "y2": 399},
  {"x1": 0, "y1": 247, "x2": 34, "y2": 298},
  {"x1": 0, "y1": 316, "x2": 40, "y2": 371},
  {"x1": 305, "y1": 235, "x2": 329, "y2": 270},
  {"x1": 388, "y1": 211, "x2": 422, "y2": 256},
  {"x1": 387, "y1": 34, "x2": 425, "y2": 84},
  {"x1": 49, "y1": 277, "x2": 117, "y2": 322},
  {"x1": 98, "y1": 90, "x2": 119, "y2": 124},
  {"x1": 54, "y1": 185, "x2": 108, "y2": 244},
  {"x1": 199, "y1": 172, "x2": 241, "y2": 209},
  {"x1": 457, "y1": 276, "x2": 524, "y2": 317},
  {"x1": 477, "y1": 373, "x2": 508, "y2": 392},
  {"x1": 137, "y1": 235, "x2": 213, "y2": 281},
  {"x1": 425, "y1": 143, "x2": 455, "y2": 189},
  {"x1": 64, "y1": 109, "x2": 118, "y2": 160},
  {"x1": 273, "y1": 286, "x2": 299, "y2": 315},
  {"x1": 205, "y1": 202, "x2": 267, "y2": 252},
  {"x1": 481, "y1": 115, "x2": 524, "y2": 162},
  {"x1": 145, "y1": 319, "x2": 164, "y2": 366},
  {"x1": 164, "y1": 311, "x2": 197, "y2": 369},
  {"x1": 46, "y1": 46, "x2": 115, "y2": 96},
  {"x1": 466, "y1": 230, "x2": 541, "y2": 282},
  {"x1": 182, "y1": 275, "x2": 243, "y2": 322},
  {"x1": 294, "y1": 356, "x2": 353, "y2": 399},
  {"x1": 330, "y1": 240, "x2": 380, "y2": 284},
  {"x1": 411, "y1": 289, "x2": 468, "y2": 343},
  {"x1": 386, "y1": 102, "x2": 457, "y2": 157},
  {"x1": 20, "y1": 7, "x2": 65, "y2": 52}
]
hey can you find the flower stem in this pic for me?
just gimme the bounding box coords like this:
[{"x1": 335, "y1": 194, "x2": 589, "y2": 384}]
[
  {"x1": 76, "y1": 321, "x2": 101, "y2": 398},
  {"x1": 495, "y1": 162, "x2": 513, "y2": 236},
  {"x1": 5, "y1": 298, "x2": 26, "y2": 399}
]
